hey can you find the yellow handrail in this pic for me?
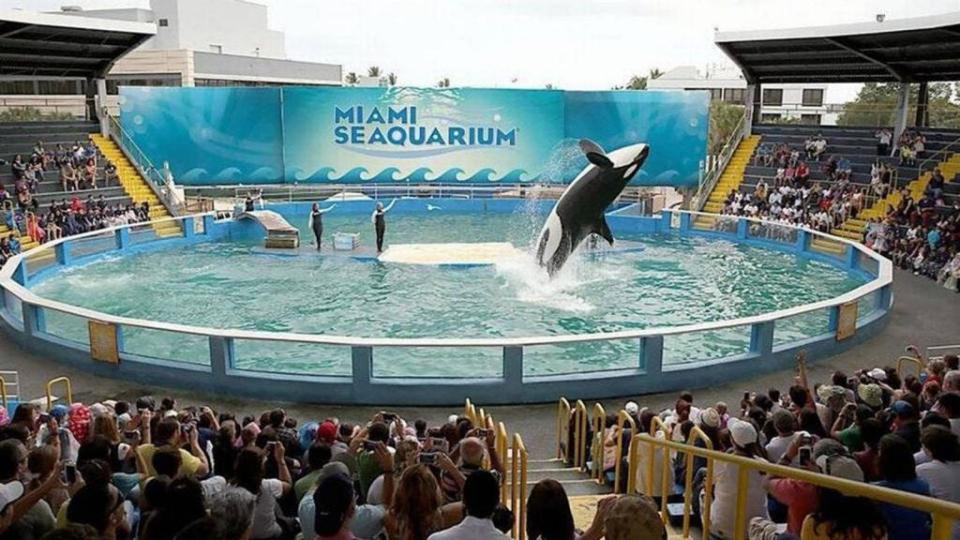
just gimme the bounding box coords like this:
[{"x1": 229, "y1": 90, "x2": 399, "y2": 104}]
[
  {"x1": 573, "y1": 400, "x2": 588, "y2": 470},
  {"x1": 511, "y1": 433, "x2": 528, "y2": 540},
  {"x1": 45, "y1": 377, "x2": 72, "y2": 411},
  {"x1": 897, "y1": 355, "x2": 924, "y2": 381},
  {"x1": 497, "y1": 421, "x2": 509, "y2": 503},
  {"x1": 464, "y1": 398, "x2": 476, "y2": 424},
  {"x1": 614, "y1": 410, "x2": 637, "y2": 494},
  {"x1": 630, "y1": 433, "x2": 960, "y2": 540},
  {"x1": 556, "y1": 398, "x2": 571, "y2": 461},
  {"x1": 591, "y1": 403, "x2": 606, "y2": 483},
  {"x1": 477, "y1": 407, "x2": 487, "y2": 429},
  {"x1": 635, "y1": 415, "x2": 672, "y2": 522},
  {"x1": 683, "y1": 426, "x2": 715, "y2": 540},
  {"x1": 0, "y1": 376, "x2": 6, "y2": 410}
]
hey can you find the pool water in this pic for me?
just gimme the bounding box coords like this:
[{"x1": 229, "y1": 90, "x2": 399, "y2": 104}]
[{"x1": 32, "y1": 212, "x2": 868, "y2": 377}]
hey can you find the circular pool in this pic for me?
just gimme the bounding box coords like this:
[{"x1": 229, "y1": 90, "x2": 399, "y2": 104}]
[{"x1": 30, "y1": 210, "x2": 868, "y2": 377}]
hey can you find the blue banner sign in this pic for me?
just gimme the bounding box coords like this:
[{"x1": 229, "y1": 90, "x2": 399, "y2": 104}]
[{"x1": 120, "y1": 86, "x2": 708, "y2": 186}]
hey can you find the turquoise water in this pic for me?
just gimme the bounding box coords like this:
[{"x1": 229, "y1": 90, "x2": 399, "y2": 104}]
[{"x1": 32, "y1": 213, "x2": 868, "y2": 377}]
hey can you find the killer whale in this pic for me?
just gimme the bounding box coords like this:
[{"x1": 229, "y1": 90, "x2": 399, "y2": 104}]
[{"x1": 535, "y1": 139, "x2": 650, "y2": 276}]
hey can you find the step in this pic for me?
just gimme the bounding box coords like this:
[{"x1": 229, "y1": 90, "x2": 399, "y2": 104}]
[
  {"x1": 810, "y1": 239, "x2": 845, "y2": 255},
  {"x1": 830, "y1": 228, "x2": 862, "y2": 240},
  {"x1": 523, "y1": 467, "x2": 591, "y2": 483}
]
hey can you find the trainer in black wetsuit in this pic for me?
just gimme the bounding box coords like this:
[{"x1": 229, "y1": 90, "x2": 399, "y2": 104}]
[
  {"x1": 371, "y1": 199, "x2": 396, "y2": 254},
  {"x1": 309, "y1": 202, "x2": 336, "y2": 250}
]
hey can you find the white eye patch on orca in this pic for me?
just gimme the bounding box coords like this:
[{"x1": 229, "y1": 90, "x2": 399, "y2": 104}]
[{"x1": 623, "y1": 164, "x2": 638, "y2": 179}]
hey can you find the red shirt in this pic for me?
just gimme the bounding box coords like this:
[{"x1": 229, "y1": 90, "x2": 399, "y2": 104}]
[{"x1": 769, "y1": 478, "x2": 819, "y2": 534}]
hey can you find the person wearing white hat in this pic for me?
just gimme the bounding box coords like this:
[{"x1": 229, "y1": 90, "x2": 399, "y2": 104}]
[
  {"x1": 0, "y1": 439, "x2": 64, "y2": 538},
  {"x1": 707, "y1": 419, "x2": 768, "y2": 539},
  {"x1": 0, "y1": 480, "x2": 24, "y2": 533}
]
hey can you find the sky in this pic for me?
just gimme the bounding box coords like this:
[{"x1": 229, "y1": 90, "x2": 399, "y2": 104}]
[{"x1": 4, "y1": 0, "x2": 960, "y2": 102}]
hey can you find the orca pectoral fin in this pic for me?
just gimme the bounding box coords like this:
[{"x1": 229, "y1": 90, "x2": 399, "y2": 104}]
[
  {"x1": 595, "y1": 216, "x2": 614, "y2": 245},
  {"x1": 579, "y1": 139, "x2": 613, "y2": 169}
]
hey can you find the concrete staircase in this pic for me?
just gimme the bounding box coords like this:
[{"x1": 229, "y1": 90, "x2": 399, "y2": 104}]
[
  {"x1": 694, "y1": 135, "x2": 761, "y2": 229},
  {"x1": 88, "y1": 134, "x2": 180, "y2": 238}
]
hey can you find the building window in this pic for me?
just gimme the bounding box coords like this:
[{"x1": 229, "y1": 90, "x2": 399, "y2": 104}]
[
  {"x1": 0, "y1": 80, "x2": 37, "y2": 94},
  {"x1": 106, "y1": 74, "x2": 182, "y2": 94},
  {"x1": 800, "y1": 114, "x2": 822, "y2": 125},
  {"x1": 762, "y1": 88, "x2": 783, "y2": 106},
  {"x1": 723, "y1": 88, "x2": 745, "y2": 103},
  {"x1": 209, "y1": 44, "x2": 222, "y2": 54},
  {"x1": 760, "y1": 113, "x2": 782, "y2": 123},
  {"x1": 802, "y1": 89, "x2": 824, "y2": 107},
  {"x1": 158, "y1": 18, "x2": 168, "y2": 27},
  {"x1": 37, "y1": 80, "x2": 82, "y2": 95}
]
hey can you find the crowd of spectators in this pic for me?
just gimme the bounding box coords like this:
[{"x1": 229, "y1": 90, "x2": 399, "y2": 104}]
[
  {"x1": 0, "y1": 394, "x2": 674, "y2": 540},
  {"x1": 1, "y1": 139, "x2": 150, "y2": 269},
  {"x1": 863, "y1": 170, "x2": 960, "y2": 291},
  {"x1": 592, "y1": 349, "x2": 960, "y2": 540}
]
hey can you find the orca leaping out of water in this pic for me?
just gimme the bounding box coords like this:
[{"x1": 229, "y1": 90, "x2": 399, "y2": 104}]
[{"x1": 535, "y1": 139, "x2": 650, "y2": 276}]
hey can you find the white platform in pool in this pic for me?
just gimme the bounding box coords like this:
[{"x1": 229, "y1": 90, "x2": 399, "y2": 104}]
[{"x1": 379, "y1": 242, "x2": 523, "y2": 266}]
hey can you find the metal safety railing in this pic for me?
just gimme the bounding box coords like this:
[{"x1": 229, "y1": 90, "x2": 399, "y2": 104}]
[
  {"x1": 106, "y1": 115, "x2": 184, "y2": 216},
  {"x1": 556, "y1": 397, "x2": 571, "y2": 461},
  {"x1": 897, "y1": 355, "x2": 924, "y2": 381},
  {"x1": 572, "y1": 400, "x2": 588, "y2": 470},
  {"x1": 695, "y1": 110, "x2": 746, "y2": 211},
  {"x1": 466, "y1": 399, "x2": 528, "y2": 540},
  {"x1": 45, "y1": 376, "x2": 72, "y2": 411},
  {"x1": 613, "y1": 409, "x2": 637, "y2": 494},
  {"x1": 629, "y1": 432, "x2": 960, "y2": 540},
  {"x1": 590, "y1": 403, "x2": 606, "y2": 483}
]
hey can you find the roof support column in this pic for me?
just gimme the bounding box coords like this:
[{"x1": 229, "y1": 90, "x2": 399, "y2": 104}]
[
  {"x1": 915, "y1": 81, "x2": 929, "y2": 128},
  {"x1": 744, "y1": 82, "x2": 760, "y2": 137},
  {"x1": 893, "y1": 83, "x2": 910, "y2": 154},
  {"x1": 95, "y1": 78, "x2": 109, "y2": 137}
]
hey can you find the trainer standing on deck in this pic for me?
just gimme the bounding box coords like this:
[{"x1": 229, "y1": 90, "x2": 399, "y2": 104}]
[
  {"x1": 308, "y1": 202, "x2": 336, "y2": 250},
  {"x1": 372, "y1": 199, "x2": 397, "y2": 253}
]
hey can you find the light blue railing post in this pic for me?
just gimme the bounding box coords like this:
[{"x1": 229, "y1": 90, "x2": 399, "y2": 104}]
[
  {"x1": 877, "y1": 284, "x2": 893, "y2": 311},
  {"x1": 639, "y1": 336, "x2": 663, "y2": 375},
  {"x1": 679, "y1": 212, "x2": 692, "y2": 234},
  {"x1": 21, "y1": 302, "x2": 45, "y2": 336},
  {"x1": 749, "y1": 321, "x2": 775, "y2": 355},
  {"x1": 182, "y1": 217, "x2": 195, "y2": 239},
  {"x1": 796, "y1": 230, "x2": 809, "y2": 253},
  {"x1": 828, "y1": 306, "x2": 841, "y2": 333},
  {"x1": 503, "y1": 346, "x2": 523, "y2": 397},
  {"x1": 115, "y1": 228, "x2": 130, "y2": 250},
  {"x1": 12, "y1": 261, "x2": 27, "y2": 286},
  {"x1": 660, "y1": 210, "x2": 672, "y2": 232},
  {"x1": 209, "y1": 336, "x2": 234, "y2": 379},
  {"x1": 846, "y1": 245, "x2": 859, "y2": 270},
  {"x1": 203, "y1": 214, "x2": 215, "y2": 235},
  {"x1": 352, "y1": 346, "x2": 373, "y2": 393},
  {"x1": 55, "y1": 243, "x2": 71, "y2": 266},
  {"x1": 736, "y1": 218, "x2": 748, "y2": 240}
]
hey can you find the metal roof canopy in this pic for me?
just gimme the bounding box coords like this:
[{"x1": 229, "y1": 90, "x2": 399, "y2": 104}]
[
  {"x1": 0, "y1": 8, "x2": 155, "y2": 79},
  {"x1": 715, "y1": 12, "x2": 960, "y2": 84}
]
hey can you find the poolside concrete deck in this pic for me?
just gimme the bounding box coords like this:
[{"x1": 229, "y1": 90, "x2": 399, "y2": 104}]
[{"x1": 2, "y1": 268, "x2": 956, "y2": 459}]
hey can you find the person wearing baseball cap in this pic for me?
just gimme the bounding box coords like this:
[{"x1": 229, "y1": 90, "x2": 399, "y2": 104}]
[{"x1": 709, "y1": 419, "x2": 768, "y2": 540}]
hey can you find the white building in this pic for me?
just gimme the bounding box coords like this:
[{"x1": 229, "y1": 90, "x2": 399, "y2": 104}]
[
  {"x1": 647, "y1": 66, "x2": 839, "y2": 125},
  {"x1": 0, "y1": 0, "x2": 341, "y2": 117}
]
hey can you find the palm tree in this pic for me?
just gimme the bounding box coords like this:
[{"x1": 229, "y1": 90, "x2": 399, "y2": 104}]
[
  {"x1": 344, "y1": 72, "x2": 358, "y2": 85},
  {"x1": 367, "y1": 66, "x2": 381, "y2": 77},
  {"x1": 545, "y1": 83, "x2": 555, "y2": 90},
  {"x1": 387, "y1": 72, "x2": 397, "y2": 86},
  {"x1": 626, "y1": 75, "x2": 647, "y2": 90},
  {"x1": 437, "y1": 77, "x2": 451, "y2": 88},
  {"x1": 648, "y1": 68, "x2": 664, "y2": 80}
]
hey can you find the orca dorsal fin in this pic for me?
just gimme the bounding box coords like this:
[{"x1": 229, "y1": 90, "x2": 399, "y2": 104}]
[
  {"x1": 579, "y1": 139, "x2": 613, "y2": 169},
  {"x1": 593, "y1": 215, "x2": 614, "y2": 245}
]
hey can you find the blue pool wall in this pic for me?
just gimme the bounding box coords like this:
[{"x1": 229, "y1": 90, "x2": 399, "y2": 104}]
[{"x1": 0, "y1": 199, "x2": 891, "y2": 405}]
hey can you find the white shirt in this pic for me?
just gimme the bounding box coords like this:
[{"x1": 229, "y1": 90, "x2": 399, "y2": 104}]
[
  {"x1": 765, "y1": 434, "x2": 798, "y2": 464},
  {"x1": 251, "y1": 478, "x2": 284, "y2": 539},
  {"x1": 710, "y1": 459, "x2": 768, "y2": 539},
  {"x1": 427, "y1": 516, "x2": 508, "y2": 540},
  {"x1": 917, "y1": 460, "x2": 960, "y2": 540}
]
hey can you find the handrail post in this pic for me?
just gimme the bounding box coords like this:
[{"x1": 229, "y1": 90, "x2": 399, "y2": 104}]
[
  {"x1": 352, "y1": 346, "x2": 374, "y2": 395},
  {"x1": 795, "y1": 229, "x2": 809, "y2": 253},
  {"x1": 614, "y1": 411, "x2": 637, "y2": 494},
  {"x1": 749, "y1": 321, "x2": 775, "y2": 356},
  {"x1": 54, "y1": 243, "x2": 71, "y2": 266},
  {"x1": 209, "y1": 336, "x2": 234, "y2": 378},
  {"x1": 182, "y1": 217, "x2": 195, "y2": 239},
  {"x1": 736, "y1": 217, "x2": 748, "y2": 240},
  {"x1": 203, "y1": 214, "x2": 215, "y2": 236},
  {"x1": 115, "y1": 228, "x2": 130, "y2": 250},
  {"x1": 639, "y1": 335, "x2": 663, "y2": 374},
  {"x1": 21, "y1": 302, "x2": 45, "y2": 336},
  {"x1": 503, "y1": 346, "x2": 523, "y2": 401}
]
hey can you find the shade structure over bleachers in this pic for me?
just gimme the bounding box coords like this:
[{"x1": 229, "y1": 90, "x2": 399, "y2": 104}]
[
  {"x1": 0, "y1": 8, "x2": 155, "y2": 78},
  {"x1": 715, "y1": 12, "x2": 960, "y2": 84}
]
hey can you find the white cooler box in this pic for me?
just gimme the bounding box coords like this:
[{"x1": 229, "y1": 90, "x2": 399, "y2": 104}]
[{"x1": 333, "y1": 232, "x2": 360, "y2": 251}]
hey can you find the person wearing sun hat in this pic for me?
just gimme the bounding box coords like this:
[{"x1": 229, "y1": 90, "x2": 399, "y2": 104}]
[
  {"x1": 0, "y1": 479, "x2": 24, "y2": 532},
  {"x1": 708, "y1": 418, "x2": 768, "y2": 540},
  {"x1": 857, "y1": 382, "x2": 884, "y2": 410}
]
